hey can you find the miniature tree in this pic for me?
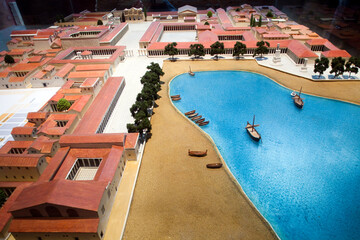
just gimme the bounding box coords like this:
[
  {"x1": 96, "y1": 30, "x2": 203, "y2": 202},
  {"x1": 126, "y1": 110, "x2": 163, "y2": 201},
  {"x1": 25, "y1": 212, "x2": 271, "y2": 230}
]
[
  {"x1": 330, "y1": 57, "x2": 345, "y2": 77},
  {"x1": 164, "y1": 42, "x2": 178, "y2": 60},
  {"x1": 266, "y1": 11, "x2": 273, "y2": 18},
  {"x1": 57, "y1": 98, "x2": 71, "y2": 112},
  {"x1": 253, "y1": 41, "x2": 270, "y2": 58},
  {"x1": 210, "y1": 41, "x2": 225, "y2": 59},
  {"x1": 189, "y1": 44, "x2": 205, "y2": 59},
  {"x1": 147, "y1": 62, "x2": 164, "y2": 77},
  {"x1": 258, "y1": 16, "x2": 262, "y2": 27},
  {"x1": 250, "y1": 14, "x2": 254, "y2": 27},
  {"x1": 97, "y1": 20, "x2": 103, "y2": 25},
  {"x1": 143, "y1": 7, "x2": 147, "y2": 21},
  {"x1": 204, "y1": 21, "x2": 210, "y2": 25},
  {"x1": 4, "y1": 54, "x2": 15, "y2": 64},
  {"x1": 207, "y1": 11, "x2": 213, "y2": 18},
  {"x1": 127, "y1": 123, "x2": 137, "y2": 133},
  {"x1": 233, "y1": 41, "x2": 247, "y2": 59},
  {"x1": 313, "y1": 57, "x2": 329, "y2": 77},
  {"x1": 137, "y1": 117, "x2": 151, "y2": 134},
  {"x1": 345, "y1": 56, "x2": 359, "y2": 77},
  {"x1": 235, "y1": 8, "x2": 240, "y2": 12}
]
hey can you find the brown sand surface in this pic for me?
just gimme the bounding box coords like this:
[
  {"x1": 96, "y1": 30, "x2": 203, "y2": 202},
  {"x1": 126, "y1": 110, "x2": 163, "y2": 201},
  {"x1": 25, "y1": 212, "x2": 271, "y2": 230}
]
[{"x1": 123, "y1": 59, "x2": 359, "y2": 240}]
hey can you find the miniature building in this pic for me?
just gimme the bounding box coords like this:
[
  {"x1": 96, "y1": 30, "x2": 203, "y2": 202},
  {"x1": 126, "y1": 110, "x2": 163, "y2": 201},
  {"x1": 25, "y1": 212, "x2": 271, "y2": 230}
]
[
  {"x1": 123, "y1": 7, "x2": 143, "y2": 21},
  {"x1": 8, "y1": 133, "x2": 136, "y2": 240},
  {"x1": 178, "y1": 5, "x2": 197, "y2": 20}
]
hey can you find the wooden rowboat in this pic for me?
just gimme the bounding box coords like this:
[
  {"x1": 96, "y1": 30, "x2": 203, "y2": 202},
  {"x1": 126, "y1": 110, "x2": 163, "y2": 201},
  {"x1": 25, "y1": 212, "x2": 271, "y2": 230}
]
[
  {"x1": 171, "y1": 95, "x2": 180, "y2": 98},
  {"x1": 206, "y1": 163, "x2": 223, "y2": 169},
  {"x1": 196, "y1": 118, "x2": 205, "y2": 123},
  {"x1": 192, "y1": 115, "x2": 202, "y2": 121},
  {"x1": 185, "y1": 110, "x2": 195, "y2": 115},
  {"x1": 245, "y1": 115, "x2": 261, "y2": 141},
  {"x1": 198, "y1": 121, "x2": 209, "y2": 126},
  {"x1": 292, "y1": 87, "x2": 304, "y2": 109},
  {"x1": 172, "y1": 97, "x2": 181, "y2": 101},
  {"x1": 188, "y1": 149, "x2": 207, "y2": 157},
  {"x1": 188, "y1": 113, "x2": 198, "y2": 118}
]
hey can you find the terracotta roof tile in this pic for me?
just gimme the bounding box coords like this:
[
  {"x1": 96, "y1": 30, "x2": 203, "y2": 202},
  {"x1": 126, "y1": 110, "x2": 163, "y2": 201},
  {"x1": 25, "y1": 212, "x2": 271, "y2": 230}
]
[
  {"x1": 0, "y1": 141, "x2": 33, "y2": 154},
  {"x1": 0, "y1": 154, "x2": 44, "y2": 167},
  {"x1": 9, "y1": 219, "x2": 100, "y2": 233},
  {"x1": 55, "y1": 63, "x2": 75, "y2": 78},
  {"x1": 321, "y1": 50, "x2": 351, "y2": 58},
  {"x1": 11, "y1": 127, "x2": 35, "y2": 135},
  {"x1": 75, "y1": 64, "x2": 111, "y2": 71},
  {"x1": 74, "y1": 77, "x2": 124, "y2": 134},
  {"x1": 125, "y1": 133, "x2": 139, "y2": 148},
  {"x1": 8, "y1": 76, "x2": 26, "y2": 83},
  {"x1": 80, "y1": 78, "x2": 99, "y2": 87},
  {"x1": 68, "y1": 71, "x2": 106, "y2": 79}
]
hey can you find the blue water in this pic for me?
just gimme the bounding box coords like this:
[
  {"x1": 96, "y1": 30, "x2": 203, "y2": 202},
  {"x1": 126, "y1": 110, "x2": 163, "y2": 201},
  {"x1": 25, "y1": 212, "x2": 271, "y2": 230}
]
[{"x1": 170, "y1": 71, "x2": 360, "y2": 240}]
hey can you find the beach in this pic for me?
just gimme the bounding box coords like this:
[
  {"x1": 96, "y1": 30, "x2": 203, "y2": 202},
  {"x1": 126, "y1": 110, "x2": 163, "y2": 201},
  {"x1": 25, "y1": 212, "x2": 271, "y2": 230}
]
[{"x1": 123, "y1": 59, "x2": 360, "y2": 240}]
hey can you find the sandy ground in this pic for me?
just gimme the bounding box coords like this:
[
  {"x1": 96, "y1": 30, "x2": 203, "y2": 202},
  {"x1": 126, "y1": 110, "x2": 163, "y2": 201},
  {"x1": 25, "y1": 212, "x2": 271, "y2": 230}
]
[{"x1": 123, "y1": 59, "x2": 360, "y2": 240}]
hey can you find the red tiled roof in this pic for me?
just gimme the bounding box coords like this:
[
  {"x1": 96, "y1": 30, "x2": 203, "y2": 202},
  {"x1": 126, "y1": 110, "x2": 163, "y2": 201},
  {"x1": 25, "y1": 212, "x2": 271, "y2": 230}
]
[
  {"x1": 37, "y1": 114, "x2": 77, "y2": 136},
  {"x1": 74, "y1": 77, "x2": 124, "y2": 134},
  {"x1": 80, "y1": 77, "x2": 99, "y2": 87},
  {"x1": 125, "y1": 133, "x2": 139, "y2": 148},
  {"x1": 288, "y1": 40, "x2": 318, "y2": 58},
  {"x1": 55, "y1": 63, "x2": 75, "y2": 78},
  {"x1": 68, "y1": 94, "x2": 92, "y2": 113},
  {"x1": 306, "y1": 38, "x2": 328, "y2": 46},
  {"x1": 27, "y1": 112, "x2": 48, "y2": 120},
  {"x1": 0, "y1": 141, "x2": 33, "y2": 154},
  {"x1": 100, "y1": 23, "x2": 128, "y2": 43},
  {"x1": 11, "y1": 30, "x2": 38, "y2": 36},
  {"x1": 198, "y1": 31, "x2": 219, "y2": 42},
  {"x1": 321, "y1": 50, "x2": 351, "y2": 58},
  {"x1": 0, "y1": 183, "x2": 31, "y2": 233},
  {"x1": 140, "y1": 21, "x2": 161, "y2": 42},
  {"x1": 8, "y1": 76, "x2": 26, "y2": 83},
  {"x1": 0, "y1": 154, "x2": 43, "y2": 167},
  {"x1": 68, "y1": 71, "x2": 106, "y2": 79},
  {"x1": 9, "y1": 218, "x2": 100, "y2": 233},
  {"x1": 29, "y1": 136, "x2": 57, "y2": 154},
  {"x1": 60, "y1": 133, "x2": 125, "y2": 148},
  {"x1": 75, "y1": 64, "x2": 111, "y2": 71},
  {"x1": 11, "y1": 127, "x2": 35, "y2": 135},
  {"x1": 9, "y1": 179, "x2": 107, "y2": 212},
  {"x1": 27, "y1": 56, "x2": 43, "y2": 63}
]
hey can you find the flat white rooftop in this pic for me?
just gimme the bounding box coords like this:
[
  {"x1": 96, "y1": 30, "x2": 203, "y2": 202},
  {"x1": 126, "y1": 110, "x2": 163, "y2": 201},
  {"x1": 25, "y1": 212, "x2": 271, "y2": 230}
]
[{"x1": 159, "y1": 31, "x2": 196, "y2": 42}]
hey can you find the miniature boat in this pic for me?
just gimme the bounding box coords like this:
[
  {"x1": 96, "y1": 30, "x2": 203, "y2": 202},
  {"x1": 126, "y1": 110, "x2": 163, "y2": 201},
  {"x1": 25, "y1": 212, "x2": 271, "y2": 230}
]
[
  {"x1": 185, "y1": 110, "x2": 195, "y2": 115},
  {"x1": 191, "y1": 115, "x2": 202, "y2": 121},
  {"x1": 292, "y1": 87, "x2": 304, "y2": 109},
  {"x1": 171, "y1": 95, "x2": 180, "y2": 98},
  {"x1": 196, "y1": 118, "x2": 205, "y2": 123},
  {"x1": 187, "y1": 113, "x2": 198, "y2": 118},
  {"x1": 189, "y1": 66, "x2": 195, "y2": 76},
  {"x1": 188, "y1": 149, "x2": 207, "y2": 157},
  {"x1": 198, "y1": 121, "x2": 209, "y2": 126},
  {"x1": 172, "y1": 97, "x2": 181, "y2": 101},
  {"x1": 206, "y1": 163, "x2": 223, "y2": 169},
  {"x1": 245, "y1": 115, "x2": 261, "y2": 141}
]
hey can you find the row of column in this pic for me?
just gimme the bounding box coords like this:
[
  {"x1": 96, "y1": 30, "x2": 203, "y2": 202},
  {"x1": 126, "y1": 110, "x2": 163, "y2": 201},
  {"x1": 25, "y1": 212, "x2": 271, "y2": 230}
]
[
  {"x1": 164, "y1": 25, "x2": 195, "y2": 31},
  {"x1": 311, "y1": 45, "x2": 325, "y2": 52},
  {"x1": 92, "y1": 49, "x2": 115, "y2": 55},
  {"x1": 15, "y1": 71, "x2": 28, "y2": 77}
]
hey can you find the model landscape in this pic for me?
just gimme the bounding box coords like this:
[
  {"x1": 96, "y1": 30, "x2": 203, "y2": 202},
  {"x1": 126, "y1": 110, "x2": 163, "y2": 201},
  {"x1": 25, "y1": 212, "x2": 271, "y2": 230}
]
[{"x1": 0, "y1": 3, "x2": 359, "y2": 240}]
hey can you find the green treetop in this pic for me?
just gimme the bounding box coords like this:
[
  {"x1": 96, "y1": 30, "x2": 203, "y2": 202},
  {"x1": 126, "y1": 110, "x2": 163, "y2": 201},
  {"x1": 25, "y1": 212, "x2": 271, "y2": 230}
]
[
  {"x1": 313, "y1": 57, "x2": 329, "y2": 77},
  {"x1": 4, "y1": 54, "x2": 15, "y2": 64},
  {"x1": 330, "y1": 57, "x2": 345, "y2": 77},
  {"x1": 207, "y1": 11, "x2": 213, "y2": 18},
  {"x1": 253, "y1": 41, "x2": 270, "y2": 58},
  {"x1": 266, "y1": 11, "x2": 273, "y2": 18},
  {"x1": 97, "y1": 20, "x2": 103, "y2": 25},
  {"x1": 57, "y1": 98, "x2": 71, "y2": 112},
  {"x1": 233, "y1": 42, "x2": 247, "y2": 59},
  {"x1": 164, "y1": 42, "x2": 178, "y2": 60},
  {"x1": 210, "y1": 41, "x2": 225, "y2": 59},
  {"x1": 189, "y1": 44, "x2": 205, "y2": 59}
]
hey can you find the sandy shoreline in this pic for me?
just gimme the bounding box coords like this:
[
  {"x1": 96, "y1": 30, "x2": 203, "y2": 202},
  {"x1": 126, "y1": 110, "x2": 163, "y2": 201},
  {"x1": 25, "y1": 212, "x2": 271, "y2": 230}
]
[{"x1": 123, "y1": 59, "x2": 359, "y2": 240}]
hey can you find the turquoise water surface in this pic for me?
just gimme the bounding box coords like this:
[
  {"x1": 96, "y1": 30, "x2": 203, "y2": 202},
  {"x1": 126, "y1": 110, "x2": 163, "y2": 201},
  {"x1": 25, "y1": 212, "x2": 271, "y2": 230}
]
[{"x1": 170, "y1": 71, "x2": 360, "y2": 240}]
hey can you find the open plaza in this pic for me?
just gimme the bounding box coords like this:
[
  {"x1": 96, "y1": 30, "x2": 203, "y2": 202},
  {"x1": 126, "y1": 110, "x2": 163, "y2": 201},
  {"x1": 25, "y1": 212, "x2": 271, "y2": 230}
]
[{"x1": 0, "y1": 3, "x2": 359, "y2": 240}]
